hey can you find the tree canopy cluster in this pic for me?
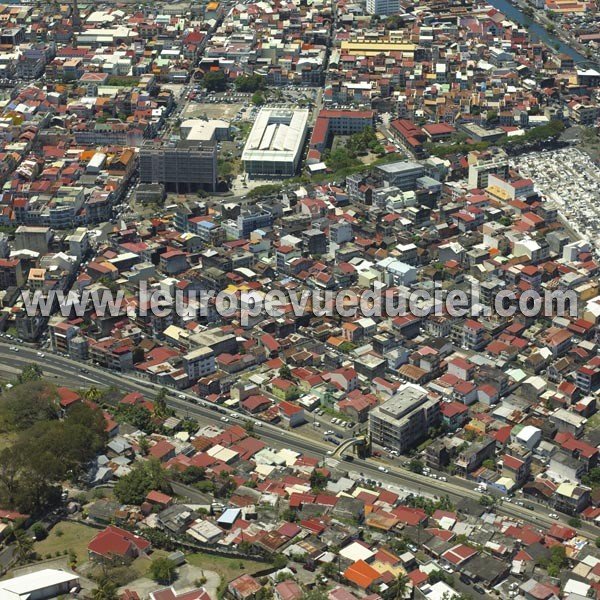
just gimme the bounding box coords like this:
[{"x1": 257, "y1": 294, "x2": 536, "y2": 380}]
[
  {"x1": 202, "y1": 70, "x2": 227, "y2": 92},
  {"x1": 114, "y1": 458, "x2": 171, "y2": 505},
  {"x1": 234, "y1": 74, "x2": 265, "y2": 93},
  {"x1": 0, "y1": 373, "x2": 107, "y2": 514},
  {"x1": 323, "y1": 127, "x2": 384, "y2": 173}
]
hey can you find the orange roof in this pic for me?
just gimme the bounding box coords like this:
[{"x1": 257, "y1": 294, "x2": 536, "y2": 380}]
[{"x1": 343, "y1": 559, "x2": 380, "y2": 588}]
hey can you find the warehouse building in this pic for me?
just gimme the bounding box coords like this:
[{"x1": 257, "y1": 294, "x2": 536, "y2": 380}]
[
  {"x1": 0, "y1": 568, "x2": 79, "y2": 599},
  {"x1": 242, "y1": 108, "x2": 309, "y2": 178}
]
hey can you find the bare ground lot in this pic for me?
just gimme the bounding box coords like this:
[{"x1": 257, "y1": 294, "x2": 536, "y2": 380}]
[{"x1": 183, "y1": 102, "x2": 246, "y2": 121}]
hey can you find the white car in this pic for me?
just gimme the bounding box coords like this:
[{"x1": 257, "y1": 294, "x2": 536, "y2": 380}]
[
  {"x1": 549, "y1": 513, "x2": 559, "y2": 519},
  {"x1": 37, "y1": 352, "x2": 44, "y2": 357},
  {"x1": 314, "y1": 422, "x2": 320, "y2": 427},
  {"x1": 439, "y1": 476, "x2": 447, "y2": 482},
  {"x1": 255, "y1": 421, "x2": 263, "y2": 427},
  {"x1": 220, "y1": 416, "x2": 230, "y2": 423},
  {"x1": 178, "y1": 394, "x2": 186, "y2": 400}
]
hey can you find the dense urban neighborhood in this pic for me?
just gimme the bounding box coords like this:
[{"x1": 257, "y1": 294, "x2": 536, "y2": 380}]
[{"x1": 1, "y1": 0, "x2": 600, "y2": 597}]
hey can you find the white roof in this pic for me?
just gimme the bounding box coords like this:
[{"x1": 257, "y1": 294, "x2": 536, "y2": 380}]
[
  {"x1": 421, "y1": 581, "x2": 460, "y2": 600},
  {"x1": 0, "y1": 569, "x2": 78, "y2": 597},
  {"x1": 564, "y1": 579, "x2": 590, "y2": 596},
  {"x1": 242, "y1": 108, "x2": 309, "y2": 163},
  {"x1": 339, "y1": 541, "x2": 375, "y2": 562}
]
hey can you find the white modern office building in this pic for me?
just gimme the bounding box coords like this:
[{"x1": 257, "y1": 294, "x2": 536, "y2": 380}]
[{"x1": 242, "y1": 108, "x2": 309, "y2": 178}]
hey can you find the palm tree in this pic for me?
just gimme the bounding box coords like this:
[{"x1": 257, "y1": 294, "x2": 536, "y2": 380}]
[
  {"x1": 153, "y1": 387, "x2": 168, "y2": 417},
  {"x1": 92, "y1": 578, "x2": 118, "y2": 600},
  {"x1": 394, "y1": 572, "x2": 410, "y2": 600},
  {"x1": 13, "y1": 528, "x2": 33, "y2": 563},
  {"x1": 84, "y1": 386, "x2": 103, "y2": 403}
]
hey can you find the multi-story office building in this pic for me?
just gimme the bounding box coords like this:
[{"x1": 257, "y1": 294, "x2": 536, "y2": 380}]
[
  {"x1": 140, "y1": 140, "x2": 218, "y2": 193},
  {"x1": 369, "y1": 383, "x2": 440, "y2": 452},
  {"x1": 366, "y1": 0, "x2": 400, "y2": 15},
  {"x1": 376, "y1": 161, "x2": 425, "y2": 191}
]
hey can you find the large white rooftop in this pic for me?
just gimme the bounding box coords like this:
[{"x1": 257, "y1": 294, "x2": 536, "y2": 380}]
[
  {"x1": 0, "y1": 569, "x2": 78, "y2": 598},
  {"x1": 242, "y1": 108, "x2": 309, "y2": 163}
]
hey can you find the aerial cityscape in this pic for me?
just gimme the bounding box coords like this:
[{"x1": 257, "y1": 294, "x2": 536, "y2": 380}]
[{"x1": 0, "y1": 0, "x2": 600, "y2": 598}]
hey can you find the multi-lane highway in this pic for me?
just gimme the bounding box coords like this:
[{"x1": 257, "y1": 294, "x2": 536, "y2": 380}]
[{"x1": 0, "y1": 341, "x2": 597, "y2": 538}]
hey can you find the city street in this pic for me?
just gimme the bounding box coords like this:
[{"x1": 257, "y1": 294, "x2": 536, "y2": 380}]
[{"x1": 0, "y1": 342, "x2": 596, "y2": 539}]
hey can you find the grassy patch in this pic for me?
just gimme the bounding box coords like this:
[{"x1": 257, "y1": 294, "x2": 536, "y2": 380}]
[
  {"x1": 34, "y1": 521, "x2": 98, "y2": 564},
  {"x1": 130, "y1": 549, "x2": 170, "y2": 578},
  {"x1": 187, "y1": 552, "x2": 269, "y2": 584},
  {"x1": 0, "y1": 432, "x2": 16, "y2": 452}
]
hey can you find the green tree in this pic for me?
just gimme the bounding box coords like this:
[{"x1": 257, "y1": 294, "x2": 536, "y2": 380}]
[
  {"x1": 568, "y1": 516, "x2": 582, "y2": 528},
  {"x1": 32, "y1": 522, "x2": 47, "y2": 541},
  {"x1": 138, "y1": 435, "x2": 150, "y2": 456},
  {"x1": 91, "y1": 578, "x2": 118, "y2": 600},
  {"x1": 149, "y1": 557, "x2": 177, "y2": 584},
  {"x1": 320, "y1": 561, "x2": 338, "y2": 578},
  {"x1": 479, "y1": 494, "x2": 495, "y2": 507},
  {"x1": 251, "y1": 91, "x2": 265, "y2": 106},
  {"x1": 272, "y1": 553, "x2": 287, "y2": 569},
  {"x1": 596, "y1": 536, "x2": 600, "y2": 549},
  {"x1": 486, "y1": 110, "x2": 498, "y2": 123},
  {"x1": 114, "y1": 459, "x2": 170, "y2": 504},
  {"x1": 278, "y1": 364, "x2": 293, "y2": 381},
  {"x1": 408, "y1": 458, "x2": 424, "y2": 473},
  {"x1": 13, "y1": 528, "x2": 33, "y2": 563},
  {"x1": 0, "y1": 446, "x2": 22, "y2": 509},
  {"x1": 116, "y1": 404, "x2": 153, "y2": 432},
  {"x1": 394, "y1": 572, "x2": 410, "y2": 599},
  {"x1": 310, "y1": 470, "x2": 327, "y2": 491},
  {"x1": 154, "y1": 388, "x2": 168, "y2": 417},
  {"x1": 16, "y1": 364, "x2": 43, "y2": 385},
  {"x1": 0, "y1": 380, "x2": 59, "y2": 432},
  {"x1": 235, "y1": 74, "x2": 265, "y2": 92},
  {"x1": 281, "y1": 508, "x2": 297, "y2": 522},
  {"x1": 202, "y1": 70, "x2": 227, "y2": 92},
  {"x1": 179, "y1": 465, "x2": 205, "y2": 485}
]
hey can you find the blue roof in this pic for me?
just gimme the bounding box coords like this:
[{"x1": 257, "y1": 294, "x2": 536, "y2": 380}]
[
  {"x1": 198, "y1": 220, "x2": 216, "y2": 230},
  {"x1": 217, "y1": 508, "x2": 241, "y2": 525}
]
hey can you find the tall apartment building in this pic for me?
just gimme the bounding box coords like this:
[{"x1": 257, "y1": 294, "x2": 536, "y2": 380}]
[
  {"x1": 139, "y1": 140, "x2": 218, "y2": 193},
  {"x1": 182, "y1": 346, "x2": 216, "y2": 381},
  {"x1": 302, "y1": 229, "x2": 327, "y2": 256},
  {"x1": 15, "y1": 226, "x2": 53, "y2": 254},
  {"x1": 369, "y1": 383, "x2": 440, "y2": 452},
  {"x1": 0, "y1": 258, "x2": 24, "y2": 288},
  {"x1": 366, "y1": 0, "x2": 400, "y2": 15},
  {"x1": 467, "y1": 149, "x2": 509, "y2": 189}
]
